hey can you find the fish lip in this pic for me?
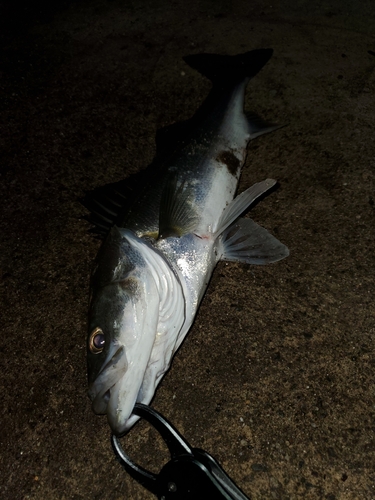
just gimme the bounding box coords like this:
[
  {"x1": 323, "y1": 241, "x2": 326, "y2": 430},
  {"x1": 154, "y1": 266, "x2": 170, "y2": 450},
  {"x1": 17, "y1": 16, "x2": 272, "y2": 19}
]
[
  {"x1": 110, "y1": 411, "x2": 139, "y2": 437},
  {"x1": 124, "y1": 413, "x2": 140, "y2": 430},
  {"x1": 107, "y1": 389, "x2": 150, "y2": 436},
  {"x1": 106, "y1": 382, "x2": 137, "y2": 436},
  {"x1": 88, "y1": 345, "x2": 128, "y2": 415}
]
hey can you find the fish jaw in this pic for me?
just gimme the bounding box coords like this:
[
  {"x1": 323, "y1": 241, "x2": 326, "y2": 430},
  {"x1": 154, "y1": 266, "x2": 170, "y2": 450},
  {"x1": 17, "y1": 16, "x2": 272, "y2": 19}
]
[{"x1": 88, "y1": 345, "x2": 127, "y2": 414}]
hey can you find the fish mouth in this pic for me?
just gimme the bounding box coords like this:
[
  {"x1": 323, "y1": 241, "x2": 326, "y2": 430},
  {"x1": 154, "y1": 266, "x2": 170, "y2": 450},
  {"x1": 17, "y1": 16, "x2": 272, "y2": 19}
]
[
  {"x1": 88, "y1": 345, "x2": 145, "y2": 435},
  {"x1": 88, "y1": 345, "x2": 128, "y2": 416}
]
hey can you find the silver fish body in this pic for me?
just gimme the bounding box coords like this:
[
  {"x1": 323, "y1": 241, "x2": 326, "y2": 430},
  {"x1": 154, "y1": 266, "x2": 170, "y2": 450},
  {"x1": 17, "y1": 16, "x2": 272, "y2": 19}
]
[{"x1": 84, "y1": 49, "x2": 289, "y2": 435}]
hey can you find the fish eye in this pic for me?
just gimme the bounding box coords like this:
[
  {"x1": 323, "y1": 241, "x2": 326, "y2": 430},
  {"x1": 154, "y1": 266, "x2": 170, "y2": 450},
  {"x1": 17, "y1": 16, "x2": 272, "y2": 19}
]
[{"x1": 89, "y1": 327, "x2": 105, "y2": 354}]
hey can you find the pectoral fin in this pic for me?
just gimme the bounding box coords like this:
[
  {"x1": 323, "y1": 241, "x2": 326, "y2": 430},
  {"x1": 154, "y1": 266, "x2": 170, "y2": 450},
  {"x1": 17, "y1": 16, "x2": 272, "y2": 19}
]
[
  {"x1": 158, "y1": 174, "x2": 199, "y2": 239},
  {"x1": 218, "y1": 217, "x2": 289, "y2": 264}
]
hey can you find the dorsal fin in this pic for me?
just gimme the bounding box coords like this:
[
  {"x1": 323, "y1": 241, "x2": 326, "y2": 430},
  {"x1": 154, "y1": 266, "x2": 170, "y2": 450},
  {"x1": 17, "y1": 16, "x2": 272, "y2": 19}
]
[
  {"x1": 81, "y1": 165, "x2": 158, "y2": 239},
  {"x1": 81, "y1": 179, "x2": 130, "y2": 238}
]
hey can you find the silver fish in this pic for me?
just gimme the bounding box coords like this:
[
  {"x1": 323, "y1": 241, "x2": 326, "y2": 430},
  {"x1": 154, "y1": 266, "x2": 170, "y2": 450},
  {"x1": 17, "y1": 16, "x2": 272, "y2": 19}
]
[{"x1": 84, "y1": 49, "x2": 289, "y2": 436}]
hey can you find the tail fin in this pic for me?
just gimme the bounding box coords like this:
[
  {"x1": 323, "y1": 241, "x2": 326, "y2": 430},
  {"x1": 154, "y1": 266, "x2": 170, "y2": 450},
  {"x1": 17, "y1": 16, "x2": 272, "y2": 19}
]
[{"x1": 183, "y1": 49, "x2": 273, "y2": 87}]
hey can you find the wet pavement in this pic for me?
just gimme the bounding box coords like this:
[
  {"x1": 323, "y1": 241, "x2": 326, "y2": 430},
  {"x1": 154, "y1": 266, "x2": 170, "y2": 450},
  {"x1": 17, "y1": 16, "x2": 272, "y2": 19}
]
[{"x1": 1, "y1": 1, "x2": 375, "y2": 498}]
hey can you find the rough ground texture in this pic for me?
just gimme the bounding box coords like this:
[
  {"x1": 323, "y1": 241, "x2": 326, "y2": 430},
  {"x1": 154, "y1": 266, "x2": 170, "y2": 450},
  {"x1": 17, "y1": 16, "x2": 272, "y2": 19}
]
[{"x1": 1, "y1": 1, "x2": 375, "y2": 499}]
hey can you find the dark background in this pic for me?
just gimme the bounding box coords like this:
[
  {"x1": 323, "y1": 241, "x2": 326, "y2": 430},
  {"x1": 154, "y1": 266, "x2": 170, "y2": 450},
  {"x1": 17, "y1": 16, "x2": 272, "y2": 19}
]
[{"x1": 1, "y1": 1, "x2": 374, "y2": 498}]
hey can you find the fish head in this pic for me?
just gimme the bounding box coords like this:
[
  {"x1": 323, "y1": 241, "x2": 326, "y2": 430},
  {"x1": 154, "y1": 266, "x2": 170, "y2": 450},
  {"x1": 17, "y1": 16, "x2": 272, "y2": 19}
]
[{"x1": 87, "y1": 227, "x2": 159, "y2": 435}]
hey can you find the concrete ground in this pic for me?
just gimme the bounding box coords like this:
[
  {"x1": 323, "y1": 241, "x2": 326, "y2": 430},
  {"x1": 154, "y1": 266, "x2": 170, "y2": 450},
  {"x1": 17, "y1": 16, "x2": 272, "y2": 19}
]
[{"x1": 1, "y1": 1, "x2": 374, "y2": 498}]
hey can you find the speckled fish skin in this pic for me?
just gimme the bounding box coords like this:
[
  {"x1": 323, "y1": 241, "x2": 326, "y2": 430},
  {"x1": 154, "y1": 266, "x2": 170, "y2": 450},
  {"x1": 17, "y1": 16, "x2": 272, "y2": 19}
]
[{"x1": 86, "y1": 49, "x2": 289, "y2": 436}]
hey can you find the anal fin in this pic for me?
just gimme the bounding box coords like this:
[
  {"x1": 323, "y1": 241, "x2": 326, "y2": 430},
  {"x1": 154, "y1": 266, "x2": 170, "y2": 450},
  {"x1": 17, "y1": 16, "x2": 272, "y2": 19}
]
[{"x1": 218, "y1": 217, "x2": 289, "y2": 265}]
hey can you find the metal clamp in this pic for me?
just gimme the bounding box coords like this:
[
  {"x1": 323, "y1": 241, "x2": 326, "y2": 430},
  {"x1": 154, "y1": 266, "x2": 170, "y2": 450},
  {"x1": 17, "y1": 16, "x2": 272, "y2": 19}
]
[{"x1": 111, "y1": 404, "x2": 250, "y2": 499}]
